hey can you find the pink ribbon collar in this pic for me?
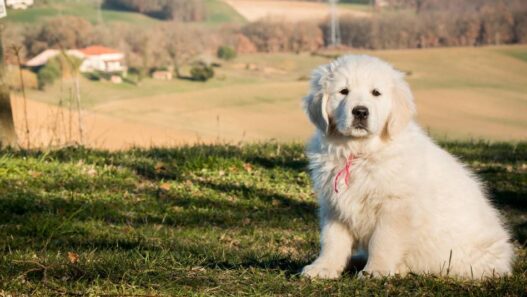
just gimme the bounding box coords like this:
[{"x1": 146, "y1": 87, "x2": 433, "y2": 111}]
[{"x1": 334, "y1": 154, "x2": 356, "y2": 193}]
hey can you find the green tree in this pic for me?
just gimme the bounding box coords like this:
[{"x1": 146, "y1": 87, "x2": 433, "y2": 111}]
[
  {"x1": 36, "y1": 59, "x2": 61, "y2": 90},
  {"x1": 217, "y1": 46, "x2": 237, "y2": 60},
  {"x1": 190, "y1": 61, "x2": 214, "y2": 82}
]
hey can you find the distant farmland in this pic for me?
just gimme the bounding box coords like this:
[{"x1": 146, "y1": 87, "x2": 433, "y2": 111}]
[
  {"x1": 14, "y1": 45, "x2": 526, "y2": 150},
  {"x1": 223, "y1": 0, "x2": 370, "y2": 22}
]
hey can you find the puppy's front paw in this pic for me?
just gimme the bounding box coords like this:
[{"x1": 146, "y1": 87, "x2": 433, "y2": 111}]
[{"x1": 301, "y1": 263, "x2": 341, "y2": 279}]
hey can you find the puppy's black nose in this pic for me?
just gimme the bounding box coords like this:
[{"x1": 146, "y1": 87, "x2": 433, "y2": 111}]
[{"x1": 352, "y1": 106, "x2": 369, "y2": 120}]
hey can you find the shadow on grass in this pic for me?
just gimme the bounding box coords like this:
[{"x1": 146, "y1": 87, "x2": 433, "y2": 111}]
[
  {"x1": 196, "y1": 179, "x2": 314, "y2": 216},
  {"x1": 0, "y1": 144, "x2": 308, "y2": 182},
  {"x1": 0, "y1": 142, "x2": 525, "y2": 283},
  {"x1": 0, "y1": 177, "x2": 317, "y2": 252}
]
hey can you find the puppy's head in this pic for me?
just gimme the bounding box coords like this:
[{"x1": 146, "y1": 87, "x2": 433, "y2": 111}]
[{"x1": 304, "y1": 55, "x2": 415, "y2": 140}]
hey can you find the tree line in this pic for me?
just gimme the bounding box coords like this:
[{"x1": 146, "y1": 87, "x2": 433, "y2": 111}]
[
  {"x1": 2, "y1": 0, "x2": 526, "y2": 71},
  {"x1": 330, "y1": 0, "x2": 527, "y2": 49},
  {"x1": 103, "y1": 0, "x2": 206, "y2": 21}
]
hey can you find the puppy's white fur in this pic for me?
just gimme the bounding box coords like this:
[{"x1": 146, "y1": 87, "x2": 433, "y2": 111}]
[{"x1": 301, "y1": 55, "x2": 513, "y2": 279}]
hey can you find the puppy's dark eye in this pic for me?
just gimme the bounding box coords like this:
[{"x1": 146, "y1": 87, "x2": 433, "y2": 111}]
[
  {"x1": 371, "y1": 89, "x2": 381, "y2": 97},
  {"x1": 339, "y1": 88, "x2": 349, "y2": 96}
]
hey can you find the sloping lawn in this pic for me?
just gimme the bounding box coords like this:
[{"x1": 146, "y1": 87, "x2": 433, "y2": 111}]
[
  {"x1": 5, "y1": 0, "x2": 245, "y2": 26},
  {"x1": 0, "y1": 142, "x2": 526, "y2": 296}
]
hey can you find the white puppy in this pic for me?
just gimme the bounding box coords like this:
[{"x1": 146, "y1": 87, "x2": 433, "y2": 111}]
[{"x1": 301, "y1": 55, "x2": 513, "y2": 279}]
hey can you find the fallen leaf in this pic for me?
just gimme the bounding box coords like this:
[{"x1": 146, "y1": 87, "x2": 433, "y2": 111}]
[
  {"x1": 159, "y1": 183, "x2": 171, "y2": 191},
  {"x1": 67, "y1": 252, "x2": 79, "y2": 264},
  {"x1": 243, "y1": 163, "x2": 253, "y2": 172}
]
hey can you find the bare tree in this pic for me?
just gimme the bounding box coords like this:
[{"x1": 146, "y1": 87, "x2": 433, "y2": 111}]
[
  {"x1": 59, "y1": 50, "x2": 84, "y2": 145},
  {"x1": 162, "y1": 23, "x2": 204, "y2": 77}
]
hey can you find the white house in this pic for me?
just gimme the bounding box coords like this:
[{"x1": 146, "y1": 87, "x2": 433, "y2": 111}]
[
  {"x1": 6, "y1": 0, "x2": 34, "y2": 10},
  {"x1": 77, "y1": 46, "x2": 127, "y2": 73},
  {"x1": 25, "y1": 46, "x2": 127, "y2": 74}
]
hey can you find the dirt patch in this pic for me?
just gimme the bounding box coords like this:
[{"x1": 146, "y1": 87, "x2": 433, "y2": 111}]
[
  {"x1": 223, "y1": 0, "x2": 370, "y2": 22},
  {"x1": 10, "y1": 95, "x2": 207, "y2": 150}
]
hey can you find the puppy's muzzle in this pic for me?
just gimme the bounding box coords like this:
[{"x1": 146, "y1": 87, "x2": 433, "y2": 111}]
[{"x1": 352, "y1": 106, "x2": 369, "y2": 121}]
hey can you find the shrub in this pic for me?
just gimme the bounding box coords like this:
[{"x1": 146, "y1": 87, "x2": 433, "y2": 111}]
[
  {"x1": 6, "y1": 68, "x2": 38, "y2": 91},
  {"x1": 36, "y1": 61, "x2": 61, "y2": 90},
  {"x1": 84, "y1": 71, "x2": 101, "y2": 81},
  {"x1": 217, "y1": 46, "x2": 237, "y2": 61},
  {"x1": 37, "y1": 67, "x2": 57, "y2": 90},
  {"x1": 190, "y1": 61, "x2": 214, "y2": 82}
]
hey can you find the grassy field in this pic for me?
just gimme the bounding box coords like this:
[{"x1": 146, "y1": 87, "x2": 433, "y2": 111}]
[
  {"x1": 22, "y1": 45, "x2": 527, "y2": 148},
  {"x1": 4, "y1": 0, "x2": 245, "y2": 26},
  {"x1": 6, "y1": 3, "x2": 526, "y2": 147},
  {"x1": 5, "y1": 0, "x2": 162, "y2": 25},
  {"x1": 0, "y1": 142, "x2": 526, "y2": 295}
]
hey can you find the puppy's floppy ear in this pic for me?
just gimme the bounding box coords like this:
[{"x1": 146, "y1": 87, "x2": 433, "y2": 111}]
[
  {"x1": 304, "y1": 64, "x2": 331, "y2": 134},
  {"x1": 385, "y1": 73, "x2": 416, "y2": 138}
]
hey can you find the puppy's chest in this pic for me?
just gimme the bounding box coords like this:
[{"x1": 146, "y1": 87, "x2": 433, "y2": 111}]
[{"x1": 311, "y1": 157, "x2": 386, "y2": 237}]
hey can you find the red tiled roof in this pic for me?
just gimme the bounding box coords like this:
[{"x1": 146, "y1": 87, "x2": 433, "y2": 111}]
[{"x1": 79, "y1": 46, "x2": 121, "y2": 56}]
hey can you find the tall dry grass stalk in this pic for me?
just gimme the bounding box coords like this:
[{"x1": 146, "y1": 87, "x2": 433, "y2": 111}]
[
  {"x1": 74, "y1": 74, "x2": 83, "y2": 145},
  {"x1": 11, "y1": 45, "x2": 30, "y2": 149},
  {"x1": 58, "y1": 47, "x2": 84, "y2": 146}
]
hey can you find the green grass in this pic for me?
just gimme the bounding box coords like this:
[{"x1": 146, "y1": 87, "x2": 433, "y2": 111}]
[
  {"x1": 202, "y1": 0, "x2": 246, "y2": 25},
  {"x1": 5, "y1": 0, "x2": 162, "y2": 25},
  {"x1": 4, "y1": 0, "x2": 245, "y2": 26},
  {"x1": 21, "y1": 46, "x2": 527, "y2": 143},
  {"x1": 497, "y1": 46, "x2": 527, "y2": 64},
  {"x1": 0, "y1": 142, "x2": 526, "y2": 295}
]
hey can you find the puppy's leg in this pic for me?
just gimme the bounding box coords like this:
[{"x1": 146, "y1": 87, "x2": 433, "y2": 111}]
[
  {"x1": 362, "y1": 200, "x2": 410, "y2": 277},
  {"x1": 302, "y1": 217, "x2": 353, "y2": 279}
]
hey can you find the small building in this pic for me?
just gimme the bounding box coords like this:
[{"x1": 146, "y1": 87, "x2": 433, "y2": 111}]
[
  {"x1": 6, "y1": 0, "x2": 34, "y2": 9},
  {"x1": 152, "y1": 70, "x2": 173, "y2": 80},
  {"x1": 110, "y1": 75, "x2": 123, "y2": 84},
  {"x1": 25, "y1": 46, "x2": 127, "y2": 75},
  {"x1": 78, "y1": 46, "x2": 127, "y2": 74}
]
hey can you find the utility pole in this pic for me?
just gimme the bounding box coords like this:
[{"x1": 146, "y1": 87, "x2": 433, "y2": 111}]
[
  {"x1": 329, "y1": 0, "x2": 341, "y2": 48},
  {"x1": 96, "y1": 0, "x2": 103, "y2": 24}
]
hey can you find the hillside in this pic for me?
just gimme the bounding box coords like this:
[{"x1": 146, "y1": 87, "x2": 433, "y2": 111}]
[
  {"x1": 3, "y1": 0, "x2": 372, "y2": 25},
  {"x1": 223, "y1": 0, "x2": 371, "y2": 22},
  {"x1": 17, "y1": 45, "x2": 527, "y2": 150},
  {"x1": 0, "y1": 142, "x2": 525, "y2": 295},
  {"x1": 4, "y1": 0, "x2": 245, "y2": 25}
]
